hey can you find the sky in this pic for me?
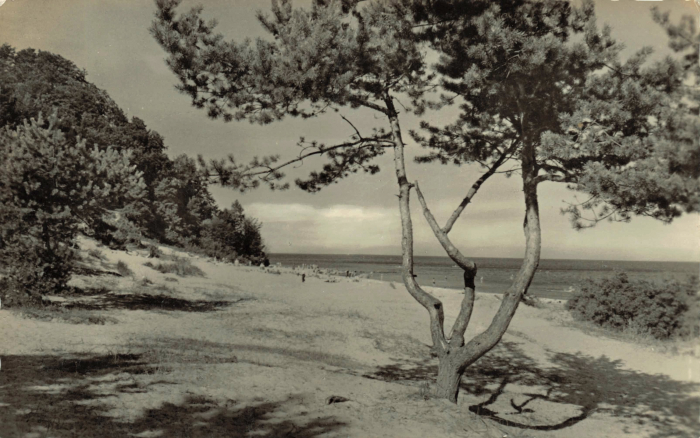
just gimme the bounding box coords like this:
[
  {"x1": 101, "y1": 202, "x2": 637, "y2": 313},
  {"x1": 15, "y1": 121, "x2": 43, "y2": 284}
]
[{"x1": 0, "y1": 0, "x2": 698, "y2": 262}]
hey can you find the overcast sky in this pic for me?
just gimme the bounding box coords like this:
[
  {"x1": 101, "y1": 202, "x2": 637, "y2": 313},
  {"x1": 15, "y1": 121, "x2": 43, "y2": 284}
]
[{"x1": 1, "y1": 0, "x2": 698, "y2": 261}]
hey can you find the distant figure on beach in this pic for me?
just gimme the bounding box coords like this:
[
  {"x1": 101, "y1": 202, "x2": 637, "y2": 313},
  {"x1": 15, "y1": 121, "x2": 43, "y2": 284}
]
[
  {"x1": 346, "y1": 270, "x2": 350, "y2": 277},
  {"x1": 302, "y1": 273, "x2": 306, "y2": 283},
  {"x1": 432, "y1": 279, "x2": 436, "y2": 286},
  {"x1": 480, "y1": 276, "x2": 484, "y2": 284}
]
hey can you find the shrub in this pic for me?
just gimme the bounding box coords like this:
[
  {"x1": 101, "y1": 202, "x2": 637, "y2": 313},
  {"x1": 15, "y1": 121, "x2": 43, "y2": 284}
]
[
  {"x1": 147, "y1": 245, "x2": 163, "y2": 258},
  {"x1": 116, "y1": 260, "x2": 133, "y2": 277},
  {"x1": 0, "y1": 243, "x2": 73, "y2": 307},
  {"x1": 566, "y1": 272, "x2": 699, "y2": 339}
]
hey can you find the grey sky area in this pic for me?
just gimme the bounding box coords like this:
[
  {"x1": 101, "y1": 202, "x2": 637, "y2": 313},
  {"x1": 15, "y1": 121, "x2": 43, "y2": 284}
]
[{"x1": 1, "y1": 0, "x2": 698, "y2": 261}]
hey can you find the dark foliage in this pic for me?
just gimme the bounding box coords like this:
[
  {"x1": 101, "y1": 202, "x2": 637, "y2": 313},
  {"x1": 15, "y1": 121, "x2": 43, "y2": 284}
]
[
  {"x1": 0, "y1": 115, "x2": 144, "y2": 307},
  {"x1": 0, "y1": 45, "x2": 268, "y2": 306},
  {"x1": 0, "y1": 45, "x2": 220, "y2": 246},
  {"x1": 566, "y1": 271, "x2": 699, "y2": 339},
  {"x1": 198, "y1": 201, "x2": 267, "y2": 265}
]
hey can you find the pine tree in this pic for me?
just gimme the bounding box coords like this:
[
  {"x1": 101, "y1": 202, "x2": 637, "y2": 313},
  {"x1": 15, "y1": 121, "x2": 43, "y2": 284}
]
[
  {"x1": 0, "y1": 113, "x2": 146, "y2": 305},
  {"x1": 152, "y1": 0, "x2": 698, "y2": 403}
]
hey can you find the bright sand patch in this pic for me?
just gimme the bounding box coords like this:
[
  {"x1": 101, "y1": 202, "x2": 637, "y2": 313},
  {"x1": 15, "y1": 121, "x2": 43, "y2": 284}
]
[{"x1": 0, "y1": 241, "x2": 698, "y2": 437}]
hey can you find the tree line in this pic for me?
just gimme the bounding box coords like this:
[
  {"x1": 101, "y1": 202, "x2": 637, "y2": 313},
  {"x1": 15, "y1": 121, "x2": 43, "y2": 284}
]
[{"x1": 0, "y1": 45, "x2": 267, "y2": 307}]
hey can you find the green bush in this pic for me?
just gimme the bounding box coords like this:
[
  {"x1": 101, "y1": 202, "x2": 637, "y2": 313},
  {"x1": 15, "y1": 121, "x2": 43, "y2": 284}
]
[{"x1": 566, "y1": 272, "x2": 699, "y2": 339}]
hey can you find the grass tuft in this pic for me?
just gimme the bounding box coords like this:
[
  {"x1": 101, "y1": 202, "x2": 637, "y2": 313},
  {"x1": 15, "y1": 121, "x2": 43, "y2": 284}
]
[
  {"x1": 18, "y1": 306, "x2": 118, "y2": 325},
  {"x1": 87, "y1": 248, "x2": 105, "y2": 260},
  {"x1": 116, "y1": 260, "x2": 133, "y2": 277},
  {"x1": 144, "y1": 257, "x2": 205, "y2": 277}
]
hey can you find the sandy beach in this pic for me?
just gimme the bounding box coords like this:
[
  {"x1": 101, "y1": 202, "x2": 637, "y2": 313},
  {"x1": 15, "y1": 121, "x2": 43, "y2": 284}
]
[{"x1": 0, "y1": 241, "x2": 697, "y2": 437}]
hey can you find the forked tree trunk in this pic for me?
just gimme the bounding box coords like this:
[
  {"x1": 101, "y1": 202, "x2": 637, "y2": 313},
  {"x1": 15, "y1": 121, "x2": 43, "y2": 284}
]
[
  {"x1": 385, "y1": 91, "x2": 542, "y2": 403},
  {"x1": 433, "y1": 177, "x2": 541, "y2": 402},
  {"x1": 435, "y1": 350, "x2": 466, "y2": 402}
]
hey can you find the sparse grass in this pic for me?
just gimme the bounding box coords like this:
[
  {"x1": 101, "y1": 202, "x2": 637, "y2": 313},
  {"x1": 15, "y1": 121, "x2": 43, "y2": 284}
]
[
  {"x1": 561, "y1": 317, "x2": 699, "y2": 356},
  {"x1": 330, "y1": 309, "x2": 369, "y2": 320},
  {"x1": 248, "y1": 326, "x2": 348, "y2": 343},
  {"x1": 17, "y1": 305, "x2": 118, "y2": 325},
  {"x1": 359, "y1": 329, "x2": 429, "y2": 357},
  {"x1": 130, "y1": 338, "x2": 240, "y2": 374},
  {"x1": 87, "y1": 248, "x2": 105, "y2": 261},
  {"x1": 144, "y1": 257, "x2": 205, "y2": 277},
  {"x1": 116, "y1": 260, "x2": 133, "y2": 277},
  {"x1": 417, "y1": 381, "x2": 433, "y2": 401}
]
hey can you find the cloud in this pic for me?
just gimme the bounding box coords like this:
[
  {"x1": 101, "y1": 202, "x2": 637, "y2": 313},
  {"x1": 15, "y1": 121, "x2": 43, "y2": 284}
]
[
  {"x1": 246, "y1": 202, "x2": 526, "y2": 255},
  {"x1": 246, "y1": 203, "x2": 399, "y2": 252}
]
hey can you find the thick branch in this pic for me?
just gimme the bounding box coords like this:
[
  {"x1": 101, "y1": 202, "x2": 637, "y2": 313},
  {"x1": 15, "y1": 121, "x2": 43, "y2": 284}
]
[
  {"x1": 414, "y1": 182, "x2": 477, "y2": 342},
  {"x1": 448, "y1": 281, "x2": 475, "y2": 345},
  {"x1": 414, "y1": 183, "x2": 476, "y2": 274},
  {"x1": 456, "y1": 137, "x2": 542, "y2": 366},
  {"x1": 443, "y1": 139, "x2": 520, "y2": 234},
  {"x1": 385, "y1": 94, "x2": 448, "y2": 354}
]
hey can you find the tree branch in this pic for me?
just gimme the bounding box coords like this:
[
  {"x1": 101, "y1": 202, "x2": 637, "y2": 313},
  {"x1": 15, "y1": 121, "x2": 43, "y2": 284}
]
[
  {"x1": 443, "y1": 139, "x2": 520, "y2": 234},
  {"x1": 245, "y1": 136, "x2": 393, "y2": 178},
  {"x1": 414, "y1": 182, "x2": 478, "y2": 343},
  {"x1": 350, "y1": 96, "x2": 389, "y2": 115}
]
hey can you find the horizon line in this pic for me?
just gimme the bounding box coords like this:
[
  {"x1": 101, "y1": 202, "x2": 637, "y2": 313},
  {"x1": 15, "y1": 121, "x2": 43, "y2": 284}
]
[{"x1": 268, "y1": 252, "x2": 700, "y2": 264}]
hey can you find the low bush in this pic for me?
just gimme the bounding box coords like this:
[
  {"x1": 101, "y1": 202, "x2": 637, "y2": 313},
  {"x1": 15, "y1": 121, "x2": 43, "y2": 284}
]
[
  {"x1": 566, "y1": 272, "x2": 699, "y2": 339},
  {"x1": 116, "y1": 260, "x2": 133, "y2": 277},
  {"x1": 0, "y1": 241, "x2": 74, "y2": 307},
  {"x1": 147, "y1": 245, "x2": 163, "y2": 259}
]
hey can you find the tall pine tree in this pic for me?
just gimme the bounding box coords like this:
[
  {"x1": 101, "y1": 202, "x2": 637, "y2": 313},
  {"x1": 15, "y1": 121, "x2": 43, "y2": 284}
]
[{"x1": 152, "y1": 0, "x2": 698, "y2": 402}]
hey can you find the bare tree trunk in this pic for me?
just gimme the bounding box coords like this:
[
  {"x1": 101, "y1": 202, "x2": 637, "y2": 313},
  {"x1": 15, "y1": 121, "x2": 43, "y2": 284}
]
[
  {"x1": 385, "y1": 92, "x2": 542, "y2": 403},
  {"x1": 435, "y1": 354, "x2": 465, "y2": 402},
  {"x1": 385, "y1": 95, "x2": 449, "y2": 354}
]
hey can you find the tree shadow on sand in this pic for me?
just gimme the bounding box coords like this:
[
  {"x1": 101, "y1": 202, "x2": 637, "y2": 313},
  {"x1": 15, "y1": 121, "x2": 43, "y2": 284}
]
[
  {"x1": 63, "y1": 293, "x2": 248, "y2": 312},
  {"x1": 0, "y1": 353, "x2": 345, "y2": 437},
  {"x1": 364, "y1": 341, "x2": 699, "y2": 437}
]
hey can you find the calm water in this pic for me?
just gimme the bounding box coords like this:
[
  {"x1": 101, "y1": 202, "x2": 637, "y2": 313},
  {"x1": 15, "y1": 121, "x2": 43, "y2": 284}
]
[{"x1": 269, "y1": 253, "x2": 699, "y2": 300}]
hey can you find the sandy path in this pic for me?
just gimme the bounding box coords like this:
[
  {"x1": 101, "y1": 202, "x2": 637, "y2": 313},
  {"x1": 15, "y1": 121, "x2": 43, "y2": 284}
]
[{"x1": 0, "y1": 244, "x2": 698, "y2": 437}]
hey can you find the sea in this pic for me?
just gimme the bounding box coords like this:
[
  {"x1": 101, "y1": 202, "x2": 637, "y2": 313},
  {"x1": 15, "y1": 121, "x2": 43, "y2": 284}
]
[{"x1": 269, "y1": 254, "x2": 699, "y2": 300}]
